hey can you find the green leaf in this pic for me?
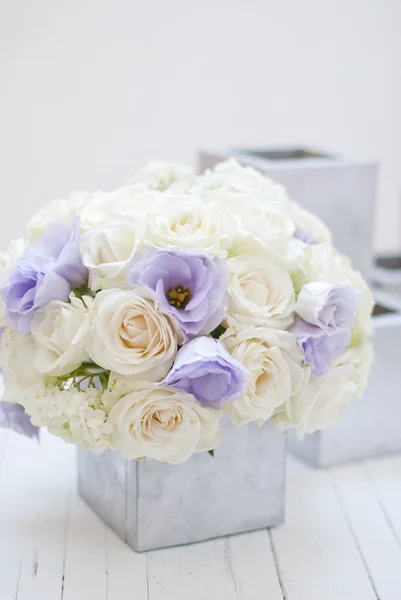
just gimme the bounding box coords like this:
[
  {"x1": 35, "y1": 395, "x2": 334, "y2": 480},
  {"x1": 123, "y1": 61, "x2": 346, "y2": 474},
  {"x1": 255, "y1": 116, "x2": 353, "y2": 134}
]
[
  {"x1": 208, "y1": 449, "x2": 215, "y2": 457},
  {"x1": 209, "y1": 324, "x2": 226, "y2": 339}
]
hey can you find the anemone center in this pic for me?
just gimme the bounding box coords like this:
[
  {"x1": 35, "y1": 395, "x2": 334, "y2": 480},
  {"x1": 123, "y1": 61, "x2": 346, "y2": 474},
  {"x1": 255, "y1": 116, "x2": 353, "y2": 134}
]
[{"x1": 167, "y1": 286, "x2": 191, "y2": 309}]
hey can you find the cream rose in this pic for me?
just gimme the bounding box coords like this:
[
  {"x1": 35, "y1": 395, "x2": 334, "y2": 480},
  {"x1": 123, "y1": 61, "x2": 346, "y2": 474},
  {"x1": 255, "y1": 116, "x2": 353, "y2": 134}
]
[
  {"x1": 274, "y1": 364, "x2": 358, "y2": 436},
  {"x1": 80, "y1": 215, "x2": 143, "y2": 291},
  {"x1": 348, "y1": 270, "x2": 374, "y2": 344},
  {"x1": 27, "y1": 191, "x2": 92, "y2": 241},
  {"x1": 79, "y1": 185, "x2": 161, "y2": 232},
  {"x1": 233, "y1": 202, "x2": 303, "y2": 272},
  {"x1": 226, "y1": 254, "x2": 295, "y2": 329},
  {"x1": 334, "y1": 342, "x2": 373, "y2": 398},
  {"x1": 107, "y1": 381, "x2": 221, "y2": 463},
  {"x1": 197, "y1": 159, "x2": 291, "y2": 214},
  {"x1": 144, "y1": 197, "x2": 234, "y2": 257},
  {"x1": 0, "y1": 328, "x2": 42, "y2": 403},
  {"x1": 87, "y1": 287, "x2": 180, "y2": 379},
  {"x1": 290, "y1": 204, "x2": 332, "y2": 244},
  {"x1": 221, "y1": 327, "x2": 305, "y2": 426},
  {"x1": 31, "y1": 294, "x2": 92, "y2": 376}
]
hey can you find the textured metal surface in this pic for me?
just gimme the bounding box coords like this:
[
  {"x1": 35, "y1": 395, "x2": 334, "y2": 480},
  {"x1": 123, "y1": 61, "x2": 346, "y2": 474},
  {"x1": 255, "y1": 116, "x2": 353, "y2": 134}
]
[
  {"x1": 78, "y1": 419, "x2": 286, "y2": 552},
  {"x1": 199, "y1": 147, "x2": 377, "y2": 281},
  {"x1": 288, "y1": 309, "x2": 401, "y2": 468}
]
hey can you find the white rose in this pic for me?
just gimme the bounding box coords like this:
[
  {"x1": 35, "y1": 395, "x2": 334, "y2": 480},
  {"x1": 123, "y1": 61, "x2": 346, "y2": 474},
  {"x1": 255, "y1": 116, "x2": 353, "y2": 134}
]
[
  {"x1": 291, "y1": 242, "x2": 352, "y2": 295},
  {"x1": 129, "y1": 161, "x2": 195, "y2": 192},
  {"x1": 87, "y1": 287, "x2": 180, "y2": 379},
  {"x1": 233, "y1": 202, "x2": 303, "y2": 272},
  {"x1": 274, "y1": 364, "x2": 358, "y2": 436},
  {"x1": 31, "y1": 294, "x2": 92, "y2": 376},
  {"x1": 79, "y1": 185, "x2": 161, "y2": 232},
  {"x1": 226, "y1": 254, "x2": 295, "y2": 330},
  {"x1": 27, "y1": 191, "x2": 92, "y2": 241},
  {"x1": 0, "y1": 328, "x2": 42, "y2": 403},
  {"x1": 334, "y1": 342, "x2": 373, "y2": 398},
  {"x1": 80, "y1": 215, "x2": 144, "y2": 291},
  {"x1": 107, "y1": 381, "x2": 221, "y2": 463},
  {"x1": 348, "y1": 270, "x2": 374, "y2": 344},
  {"x1": 221, "y1": 327, "x2": 305, "y2": 426},
  {"x1": 197, "y1": 159, "x2": 291, "y2": 214},
  {"x1": 144, "y1": 197, "x2": 234, "y2": 257},
  {"x1": 307, "y1": 243, "x2": 352, "y2": 283},
  {"x1": 290, "y1": 204, "x2": 332, "y2": 244}
]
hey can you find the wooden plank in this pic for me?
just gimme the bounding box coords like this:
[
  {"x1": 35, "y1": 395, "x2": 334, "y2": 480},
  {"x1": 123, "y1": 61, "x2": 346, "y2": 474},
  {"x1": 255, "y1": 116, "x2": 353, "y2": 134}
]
[
  {"x1": 15, "y1": 432, "x2": 72, "y2": 600},
  {"x1": 0, "y1": 430, "x2": 23, "y2": 600},
  {"x1": 147, "y1": 538, "x2": 238, "y2": 600},
  {"x1": 106, "y1": 528, "x2": 148, "y2": 600},
  {"x1": 364, "y1": 455, "x2": 401, "y2": 547},
  {"x1": 227, "y1": 530, "x2": 284, "y2": 600},
  {"x1": 270, "y1": 457, "x2": 377, "y2": 600},
  {"x1": 62, "y1": 478, "x2": 108, "y2": 600},
  {"x1": 0, "y1": 430, "x2": 72, "y2": 600},
  {"x1": 330, "y1": 461, "x2": 401, "y2": 599}
]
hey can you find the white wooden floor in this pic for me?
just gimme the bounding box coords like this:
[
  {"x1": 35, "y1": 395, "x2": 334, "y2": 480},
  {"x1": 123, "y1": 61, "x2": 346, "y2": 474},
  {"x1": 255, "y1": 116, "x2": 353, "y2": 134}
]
[{"x1": 1, "y1": 429, "x2": 401, "y2": 600}]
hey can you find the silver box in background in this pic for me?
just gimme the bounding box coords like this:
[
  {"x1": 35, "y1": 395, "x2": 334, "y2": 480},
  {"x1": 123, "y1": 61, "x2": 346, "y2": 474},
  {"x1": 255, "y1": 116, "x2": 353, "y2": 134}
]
[
  {"x1": 372, "y1": 254, "x2": 401, "y2": 300},
  {"x1": 199, "y1": 147, "x2": 378, "y2": 281},
  {"x1": 78, "y1": 420, "x2": 285, "y2": 552},
  {"x1": 288, "y1": 302, "x2": 401, "y2": 468}
]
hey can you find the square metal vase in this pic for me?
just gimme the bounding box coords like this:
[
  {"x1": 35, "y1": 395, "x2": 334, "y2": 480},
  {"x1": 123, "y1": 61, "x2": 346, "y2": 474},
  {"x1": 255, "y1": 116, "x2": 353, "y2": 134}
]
[
  {"x1": 288, "y1": 303, "x2": 401, "y2": 468},
  {"x1": 199, "y1": 147, "x2": 377, "y2": 282},
  {"x1": 77, "y1": 420, "x2": 286, "y2": 552},
  {"x1": 373, "y1": 254, "x2": 401, "y2": 300}
]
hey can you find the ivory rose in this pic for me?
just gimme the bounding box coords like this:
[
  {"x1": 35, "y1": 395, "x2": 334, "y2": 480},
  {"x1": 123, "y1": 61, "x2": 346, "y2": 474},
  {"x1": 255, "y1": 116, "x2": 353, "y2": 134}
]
[
  {"x1": 87, "y1": 287, "x2": 180, "y2": 379},
  {"x1": 226, "y1": 254, "x2": 295, "y2": 330},
  {"x1": 274, "y1": 364, "x2": 358, "y2": 437},
  {"x1": 221, "y1": 327, "x2": 306, "y2": 427},
  {"x1": 144, "y1": 198, "x2": 234, "y2": 257},
  {"x1": 80, "y1": 215, "x2": 143, "y2": 291},
  {"x1": 197, "y1": 159, "x2": 291, "y2": 213},
  {"x1": 107, "y1": 381, "x2": 221, "y2": 463},
  {"x1": 31, "y1": 294, "x2": 92, "y2": 376}
]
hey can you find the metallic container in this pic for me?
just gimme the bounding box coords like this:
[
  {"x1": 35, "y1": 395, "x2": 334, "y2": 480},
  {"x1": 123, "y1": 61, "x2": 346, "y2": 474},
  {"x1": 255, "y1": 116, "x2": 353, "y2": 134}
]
[
  {"x1": 372, "y1": 254, "x2": 401, "y2": 300},
  {"x1": 199, "y1": 147, "x2": 378, "y2": 281},
  {"x1": 78, "y1": 419, "x2": 286, "y2": 552},
  {"x1": 288, "y1": 302, "x2": 401, "y2": 468}
]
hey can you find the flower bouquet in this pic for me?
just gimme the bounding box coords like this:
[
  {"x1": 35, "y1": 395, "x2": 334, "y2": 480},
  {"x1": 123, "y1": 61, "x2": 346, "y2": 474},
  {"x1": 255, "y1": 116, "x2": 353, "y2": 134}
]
[{"x1": 0, "y1": 160, "x2": 373, "y2": 549}]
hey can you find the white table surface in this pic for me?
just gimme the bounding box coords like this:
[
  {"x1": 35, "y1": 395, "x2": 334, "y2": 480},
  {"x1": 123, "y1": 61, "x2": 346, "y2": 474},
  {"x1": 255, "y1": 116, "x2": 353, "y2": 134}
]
[{"x1": 1, "y1": 428, "x2": 401, "y2": 600}]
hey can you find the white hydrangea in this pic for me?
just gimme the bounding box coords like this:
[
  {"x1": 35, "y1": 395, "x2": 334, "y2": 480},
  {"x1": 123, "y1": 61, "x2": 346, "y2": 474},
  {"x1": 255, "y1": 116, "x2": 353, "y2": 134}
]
[
  {"x1": 0, "y1": 328, "x2": 42, "y2": 403},
  {"x1": 22, "y1": 384, "x2": 114, "y2": 454}
]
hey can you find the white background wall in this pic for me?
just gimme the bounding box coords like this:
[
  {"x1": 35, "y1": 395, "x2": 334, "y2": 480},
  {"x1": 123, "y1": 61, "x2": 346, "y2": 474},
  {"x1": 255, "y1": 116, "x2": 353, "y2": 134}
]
[{"x1": 0, "y1": 0, "x2": 400, "y2": 252}]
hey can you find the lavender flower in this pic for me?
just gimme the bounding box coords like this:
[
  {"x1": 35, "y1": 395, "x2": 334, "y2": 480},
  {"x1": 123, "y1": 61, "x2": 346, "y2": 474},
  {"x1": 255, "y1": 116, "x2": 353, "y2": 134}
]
[
  {"x1": 293, "y1": 281, "x2": 361, "y2": 338},
  {"x1": 294, "y1": 227, "x2": 316, "y2": 245},
  {"x1": 1, "y1": 218, "x2": 88, "y2": 335},
  {"x1": 290, "y1": 281, "x2": 361, "y2": 376},
  {"x1": 0, "y1": 402, "x2": 39, "y2": 440},
  {"x1": 301, "y1": 330, "x2": 351, "y2": 376},
  {"x1": 161, "y1": 336, "x2": 247, "y2": 409},
  {"x1": 128, "y1": 249, "x2": 228, "y2": 338}
]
